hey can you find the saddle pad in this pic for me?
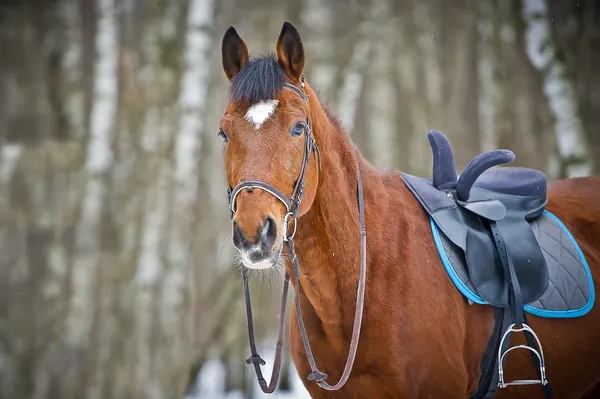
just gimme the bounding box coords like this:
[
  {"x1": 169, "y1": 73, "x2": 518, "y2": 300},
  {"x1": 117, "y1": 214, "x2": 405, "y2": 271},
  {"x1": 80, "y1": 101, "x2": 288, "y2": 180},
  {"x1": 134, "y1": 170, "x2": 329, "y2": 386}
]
[{"x1": 431, "y1": 210, "x2": 595, "y2": 318}]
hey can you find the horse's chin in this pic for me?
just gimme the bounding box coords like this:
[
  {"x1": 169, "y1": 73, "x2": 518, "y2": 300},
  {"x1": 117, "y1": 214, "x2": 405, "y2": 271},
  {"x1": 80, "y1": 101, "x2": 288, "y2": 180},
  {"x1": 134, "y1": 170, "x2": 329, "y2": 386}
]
[
  {"x1": 241, "y1": 245, "x2": 282, "y2": 270},
  {"x1": 242, "y1": 257, "x2": 275, "y2": 270}
]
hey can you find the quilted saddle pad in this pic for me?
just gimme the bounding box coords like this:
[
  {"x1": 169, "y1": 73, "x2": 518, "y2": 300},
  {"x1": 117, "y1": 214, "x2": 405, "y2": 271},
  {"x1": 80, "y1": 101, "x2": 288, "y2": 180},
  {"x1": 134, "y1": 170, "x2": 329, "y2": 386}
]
[{"x1": 431, "y1": 210, "x2": 594, "y2": 318}]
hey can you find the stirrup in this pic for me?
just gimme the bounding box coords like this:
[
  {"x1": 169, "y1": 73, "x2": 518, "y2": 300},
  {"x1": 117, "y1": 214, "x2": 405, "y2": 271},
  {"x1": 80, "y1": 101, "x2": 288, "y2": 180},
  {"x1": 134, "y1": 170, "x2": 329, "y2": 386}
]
[{"x1": 497, "y1": 323, "x2": 548, "y2": 388}]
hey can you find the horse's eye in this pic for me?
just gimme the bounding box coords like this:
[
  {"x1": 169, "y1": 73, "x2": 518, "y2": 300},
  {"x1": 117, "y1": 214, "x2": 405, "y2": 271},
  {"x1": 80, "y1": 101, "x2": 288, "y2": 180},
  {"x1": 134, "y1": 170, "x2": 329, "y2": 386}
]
[
  {"x1": 290, "y1": 122, "x2": 305, "y2": 137},
  {"x1": 218, "y1": 128, "x2": 228, "y2": 142}
]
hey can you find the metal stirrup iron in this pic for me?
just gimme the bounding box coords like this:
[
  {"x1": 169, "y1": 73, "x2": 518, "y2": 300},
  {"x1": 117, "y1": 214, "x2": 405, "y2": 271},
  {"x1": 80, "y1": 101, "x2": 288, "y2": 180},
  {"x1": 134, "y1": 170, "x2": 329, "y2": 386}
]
[{"x1": 497, "y1": 323, "x2": 548, "y2": 388}]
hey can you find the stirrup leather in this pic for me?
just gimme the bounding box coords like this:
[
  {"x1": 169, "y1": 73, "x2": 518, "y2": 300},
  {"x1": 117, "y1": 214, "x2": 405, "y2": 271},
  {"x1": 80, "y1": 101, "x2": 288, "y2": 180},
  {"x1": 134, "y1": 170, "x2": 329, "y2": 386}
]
[{"x1": 497, "y1": 323, "x2": 548, "y2": 388}]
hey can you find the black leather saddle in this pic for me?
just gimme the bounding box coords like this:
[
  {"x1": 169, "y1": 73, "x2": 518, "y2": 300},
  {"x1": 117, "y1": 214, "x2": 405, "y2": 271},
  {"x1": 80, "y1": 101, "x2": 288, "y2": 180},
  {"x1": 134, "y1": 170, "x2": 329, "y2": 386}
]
[{"x1": 401, "y1": 130, "x2": 549, "y2": 309}]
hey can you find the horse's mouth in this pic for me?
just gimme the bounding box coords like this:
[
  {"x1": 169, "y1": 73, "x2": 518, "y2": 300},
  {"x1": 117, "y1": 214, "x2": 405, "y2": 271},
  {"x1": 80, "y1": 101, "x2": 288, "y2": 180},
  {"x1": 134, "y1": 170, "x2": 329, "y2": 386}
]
[{"x1": 240, "y1": 241, "x2": 283, "y2": 270}]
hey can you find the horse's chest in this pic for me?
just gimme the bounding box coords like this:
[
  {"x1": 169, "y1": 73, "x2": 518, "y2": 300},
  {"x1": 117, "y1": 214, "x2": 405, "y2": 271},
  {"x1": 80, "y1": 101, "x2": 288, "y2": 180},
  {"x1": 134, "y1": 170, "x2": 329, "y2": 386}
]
[
  {"x1": 289, "y1": 317, "x2": 469, "y2": 399},
  {"x1": 288, "y1": 320, "x2": 402, "y2": 396}
]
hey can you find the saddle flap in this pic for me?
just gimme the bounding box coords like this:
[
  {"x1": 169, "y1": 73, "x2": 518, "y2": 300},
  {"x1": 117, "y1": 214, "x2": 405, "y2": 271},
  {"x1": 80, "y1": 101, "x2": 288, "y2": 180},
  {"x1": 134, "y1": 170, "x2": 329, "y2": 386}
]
[
  {"x1": 465, "y1": 224, "x2": 508, "y2": 305},
  {"x1": 457, "y1": 199, "x2": 507, "y2": 221},
  {"x1": 400, "y1": 172, "x2": 456, "y2": 215}
]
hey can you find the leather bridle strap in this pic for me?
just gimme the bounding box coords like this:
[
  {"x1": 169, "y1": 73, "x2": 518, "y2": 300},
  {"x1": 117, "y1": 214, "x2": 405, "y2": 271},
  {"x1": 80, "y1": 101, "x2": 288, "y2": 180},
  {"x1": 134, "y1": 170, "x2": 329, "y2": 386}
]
[
  {"x1": 230, "y1": 180, "x2": 293, "y2": 214},
  {"x1": 285, "y1": 157, "x2": 366, "y2": 390},
  {"x1": 242, "y1": 266, "x2": 290, "y2": 393},
  {"x1": 283, "y1": 83, "x2": 308, "y2": 102}
]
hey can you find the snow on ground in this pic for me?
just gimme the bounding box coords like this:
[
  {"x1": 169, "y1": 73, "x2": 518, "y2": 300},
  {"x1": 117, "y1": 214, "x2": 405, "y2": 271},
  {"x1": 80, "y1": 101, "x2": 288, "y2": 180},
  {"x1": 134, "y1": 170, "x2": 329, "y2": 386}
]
[{"x1": 187, "y1": 350, "x2": 311, "y2": 399}]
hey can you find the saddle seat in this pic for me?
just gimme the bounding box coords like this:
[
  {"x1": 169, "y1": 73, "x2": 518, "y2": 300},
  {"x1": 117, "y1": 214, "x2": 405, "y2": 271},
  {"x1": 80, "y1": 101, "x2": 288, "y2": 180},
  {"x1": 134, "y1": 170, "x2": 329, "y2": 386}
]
[{"x1": 472, "y1": 166, "x2": 547, "y2": 198}]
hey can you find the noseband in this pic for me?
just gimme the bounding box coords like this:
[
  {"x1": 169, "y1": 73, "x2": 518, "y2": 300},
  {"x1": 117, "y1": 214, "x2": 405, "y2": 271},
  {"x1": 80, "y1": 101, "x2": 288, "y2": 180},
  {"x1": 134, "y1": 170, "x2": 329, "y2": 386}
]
[{"x1": 228, "y1": 78, "x2": 367, "y2": 393}]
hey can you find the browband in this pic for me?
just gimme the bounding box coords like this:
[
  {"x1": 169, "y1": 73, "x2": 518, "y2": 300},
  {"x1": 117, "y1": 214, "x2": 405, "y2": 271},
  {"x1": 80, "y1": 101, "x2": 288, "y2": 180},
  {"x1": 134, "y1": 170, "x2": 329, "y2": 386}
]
[{"x1": 283, "y1": 83, "x2": 309, "y2": 103}]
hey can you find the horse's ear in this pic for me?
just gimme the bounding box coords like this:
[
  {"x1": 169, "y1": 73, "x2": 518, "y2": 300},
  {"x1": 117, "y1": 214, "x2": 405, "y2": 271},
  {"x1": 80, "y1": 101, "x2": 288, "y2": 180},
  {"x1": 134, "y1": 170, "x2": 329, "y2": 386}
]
[
  {"x1": 276, "y1": 21, "x2": 305, "y2": 82},
  {"x1": 222, "y1": 26, "x2": 248, "y2": 81}
]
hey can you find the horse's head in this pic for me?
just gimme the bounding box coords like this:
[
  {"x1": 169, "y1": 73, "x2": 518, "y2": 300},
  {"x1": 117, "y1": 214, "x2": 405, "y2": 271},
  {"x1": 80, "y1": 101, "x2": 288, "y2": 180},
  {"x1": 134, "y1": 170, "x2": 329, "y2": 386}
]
[{"x1": 219, "y1": 22, "x2": 320, "y2": 270}]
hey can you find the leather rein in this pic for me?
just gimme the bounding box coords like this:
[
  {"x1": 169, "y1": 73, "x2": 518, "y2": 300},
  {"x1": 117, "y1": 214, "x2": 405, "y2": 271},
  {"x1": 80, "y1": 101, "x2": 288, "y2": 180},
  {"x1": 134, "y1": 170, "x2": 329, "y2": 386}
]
[{"x1": 227, "y1": 79, "x2": 368, "y2": 392}]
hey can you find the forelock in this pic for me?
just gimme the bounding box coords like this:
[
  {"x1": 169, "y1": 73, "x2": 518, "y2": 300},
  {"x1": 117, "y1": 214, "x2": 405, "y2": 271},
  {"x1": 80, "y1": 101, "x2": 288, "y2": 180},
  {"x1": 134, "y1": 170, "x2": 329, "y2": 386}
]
[{"x1": 229, "y1": 53, "x2": 285, "y2": 104}]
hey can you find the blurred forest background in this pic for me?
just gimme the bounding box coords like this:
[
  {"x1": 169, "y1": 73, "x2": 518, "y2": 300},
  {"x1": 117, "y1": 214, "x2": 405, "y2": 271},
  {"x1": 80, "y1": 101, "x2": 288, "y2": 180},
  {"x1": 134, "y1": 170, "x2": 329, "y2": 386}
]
[{"x1": 0, "y1": 0, "x2": 598, "y2": 398}]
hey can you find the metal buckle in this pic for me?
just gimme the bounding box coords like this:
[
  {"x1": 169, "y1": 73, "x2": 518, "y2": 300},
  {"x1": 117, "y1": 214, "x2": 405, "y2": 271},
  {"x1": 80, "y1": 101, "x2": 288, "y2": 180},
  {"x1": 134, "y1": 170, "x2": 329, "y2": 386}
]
[
  {"x1": 497, "y1": 323, "x2": 548, "y2": 388},
  {"x1": 283, "y1": 212, "x2": 297, "y2": 242}
]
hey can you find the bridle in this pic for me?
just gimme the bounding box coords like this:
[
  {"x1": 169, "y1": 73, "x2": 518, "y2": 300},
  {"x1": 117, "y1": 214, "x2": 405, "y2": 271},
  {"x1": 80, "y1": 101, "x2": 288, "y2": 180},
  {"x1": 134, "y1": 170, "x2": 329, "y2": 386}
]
[
  {"x1": 226, "y1": 77, "x2": 368, "y2": 393},
  {"x1": 228, "y1": 81, "x2": 320, "y2": 236}
]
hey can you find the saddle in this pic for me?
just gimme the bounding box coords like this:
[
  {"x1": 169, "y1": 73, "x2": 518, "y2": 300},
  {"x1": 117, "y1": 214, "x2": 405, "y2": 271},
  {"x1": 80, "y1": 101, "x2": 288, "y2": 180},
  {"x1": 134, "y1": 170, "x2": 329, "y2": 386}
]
[
  {"x1": 401, "y1": 130, "x2": 562, "y2": 398},
  {"x1": 402, "y1": 131, "x2": 549, "y2": 309}
]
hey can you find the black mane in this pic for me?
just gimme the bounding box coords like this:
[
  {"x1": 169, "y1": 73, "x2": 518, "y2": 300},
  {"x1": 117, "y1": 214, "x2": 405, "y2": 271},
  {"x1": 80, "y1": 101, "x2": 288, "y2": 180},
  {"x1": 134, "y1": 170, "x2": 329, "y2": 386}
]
[{"x1": 230, "y1": 54, "x2": 285, "y2": 103}]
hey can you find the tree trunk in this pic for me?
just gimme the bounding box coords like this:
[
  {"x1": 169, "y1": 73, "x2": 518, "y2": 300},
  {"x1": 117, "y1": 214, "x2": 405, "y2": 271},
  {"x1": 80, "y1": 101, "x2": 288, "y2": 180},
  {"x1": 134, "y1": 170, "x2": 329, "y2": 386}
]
[{"x1": 546, "y1": 0, "x2": 600, "y2": 175}]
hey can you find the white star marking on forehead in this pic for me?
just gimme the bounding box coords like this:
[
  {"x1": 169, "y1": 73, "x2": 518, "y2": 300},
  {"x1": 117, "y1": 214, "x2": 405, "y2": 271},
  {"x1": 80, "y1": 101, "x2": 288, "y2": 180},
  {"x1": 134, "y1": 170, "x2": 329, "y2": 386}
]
[{"x1": 245, "y1": 100, "x2": 279, "y2": 130}]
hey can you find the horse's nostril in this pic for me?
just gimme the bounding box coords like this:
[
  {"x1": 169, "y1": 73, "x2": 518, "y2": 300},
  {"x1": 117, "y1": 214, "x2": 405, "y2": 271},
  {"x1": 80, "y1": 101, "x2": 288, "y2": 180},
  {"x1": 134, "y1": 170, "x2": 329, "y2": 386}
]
[
  {"x1": 233, "y1": 217, "x2": 277, "y2": 251},
  {"x1": 261, "y1": 216, "x2": 277, "y2": 247},
  {"x1": 232, "y1": 221, "x2": 250, "y2": 250}
]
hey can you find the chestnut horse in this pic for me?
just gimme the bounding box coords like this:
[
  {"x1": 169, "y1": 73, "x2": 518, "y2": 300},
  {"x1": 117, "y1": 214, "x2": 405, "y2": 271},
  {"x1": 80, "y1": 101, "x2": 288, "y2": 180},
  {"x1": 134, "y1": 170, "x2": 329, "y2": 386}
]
[{"x1": 218, "y1": 22, "x2": 600, "y2": 398}]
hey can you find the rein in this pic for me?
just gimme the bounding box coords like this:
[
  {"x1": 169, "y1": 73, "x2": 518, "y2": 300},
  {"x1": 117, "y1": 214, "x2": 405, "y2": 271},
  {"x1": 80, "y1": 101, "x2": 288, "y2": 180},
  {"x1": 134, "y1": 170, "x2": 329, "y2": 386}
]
[{"x1": 228, "y1": 79, "x2": 368, "y2": 392}]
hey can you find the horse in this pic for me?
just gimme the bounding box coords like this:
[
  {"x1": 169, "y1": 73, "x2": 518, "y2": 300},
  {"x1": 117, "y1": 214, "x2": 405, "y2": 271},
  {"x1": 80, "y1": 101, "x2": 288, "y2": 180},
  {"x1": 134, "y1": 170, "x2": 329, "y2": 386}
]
[{"x1": 217, "y1": 21, "x2": 600, "y2": 398}]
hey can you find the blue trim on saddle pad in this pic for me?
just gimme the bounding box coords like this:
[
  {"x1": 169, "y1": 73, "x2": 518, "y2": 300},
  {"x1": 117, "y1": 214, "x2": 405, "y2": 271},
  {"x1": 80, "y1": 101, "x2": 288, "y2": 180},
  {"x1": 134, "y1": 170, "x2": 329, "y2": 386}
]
[{"x1": 430, "y1": 210, "x2": 595, "y2": 318}]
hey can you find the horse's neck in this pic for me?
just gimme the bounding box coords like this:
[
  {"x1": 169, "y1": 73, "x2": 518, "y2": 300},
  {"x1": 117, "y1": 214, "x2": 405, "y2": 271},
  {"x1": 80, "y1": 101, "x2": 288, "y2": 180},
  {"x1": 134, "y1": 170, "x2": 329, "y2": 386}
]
[{"x1": 292, "y1": 99, "x2": 367, "y2": 329}]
